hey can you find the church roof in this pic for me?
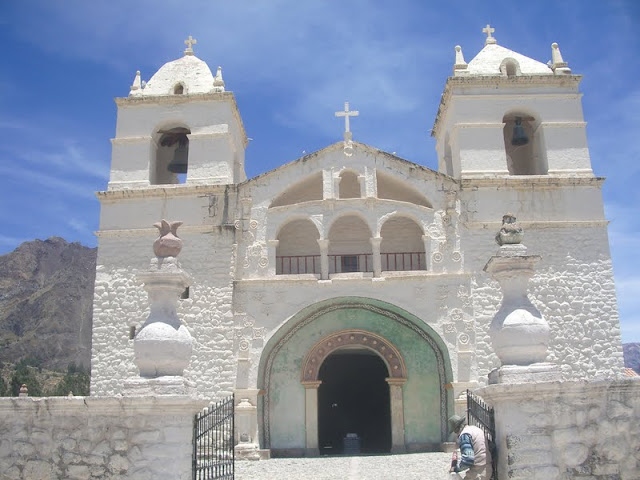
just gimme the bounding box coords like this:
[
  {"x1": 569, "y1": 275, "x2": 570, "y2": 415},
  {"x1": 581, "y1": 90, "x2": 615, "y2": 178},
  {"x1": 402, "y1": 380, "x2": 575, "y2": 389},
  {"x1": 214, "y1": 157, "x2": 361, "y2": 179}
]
[
  {"x1": 129, "y1": 36, "x2": 225, "y2": 97},
  {"x1": 465, "y1": 43, "x2": 553, "y2": 76}
]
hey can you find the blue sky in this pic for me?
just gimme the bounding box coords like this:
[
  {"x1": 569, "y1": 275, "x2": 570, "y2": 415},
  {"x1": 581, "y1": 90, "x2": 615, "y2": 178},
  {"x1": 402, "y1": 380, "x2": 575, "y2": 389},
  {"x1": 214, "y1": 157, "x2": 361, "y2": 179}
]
[{"x1": 0, "y1": 1, "x2": 638, "y2": 342}]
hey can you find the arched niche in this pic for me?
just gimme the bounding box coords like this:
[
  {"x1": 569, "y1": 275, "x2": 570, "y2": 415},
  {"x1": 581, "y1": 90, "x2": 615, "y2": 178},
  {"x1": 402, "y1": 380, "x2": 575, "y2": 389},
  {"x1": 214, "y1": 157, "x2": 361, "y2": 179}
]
[
  {"x1": 151, "y1": 126, "x2": 190, "y2": 185},
  {"x1": 338, "y1": 170, "x2": 361, "y2": 199},
  {"x1": 500, "y1": 58, "x2": 521, "y2": 77},
  {"x1": 503, "y1": 111, "x2": 548, "y2": 175},
  {"x1": 379, "y1": 216, "x2": 426, "y2": 271},
  {"x1": 270, "y1": 172, "x2": 323, "y2": 208},
  {"x1": 376, "y1": 171, "x2": 432, "y2": 208},
  {"x1": 275, "y1": 218, "x2": 321, "y2": 275}
]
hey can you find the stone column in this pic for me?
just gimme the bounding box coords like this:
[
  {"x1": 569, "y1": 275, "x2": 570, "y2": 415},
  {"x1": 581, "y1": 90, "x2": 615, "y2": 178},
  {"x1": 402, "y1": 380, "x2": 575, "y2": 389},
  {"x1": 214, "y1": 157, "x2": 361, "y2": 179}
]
[
  {"x1": 317, "y1": 239, "x2": 330, "y2": 280},
  {"x1": 370, "y1": 237, "x2": 382, "y2": 277},
  {"x1": 302, "y1": 381, "x2": 322, "y2": 456},
  {"x1": 386, "y1": 378, "x2": 407, "y2": 454},
  {"x1": 421, "y1": 235, "x2": 432, "y2": 271},
  {"x1": 267, "y1": 239, "x2": 279, "y2": 276}
]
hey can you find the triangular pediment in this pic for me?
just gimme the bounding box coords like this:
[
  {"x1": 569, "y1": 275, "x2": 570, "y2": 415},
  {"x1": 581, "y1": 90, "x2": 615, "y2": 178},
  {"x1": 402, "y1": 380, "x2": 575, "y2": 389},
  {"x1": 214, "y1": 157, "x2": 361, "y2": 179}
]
[{"x1": 245, "y1": 141, "x2": 456, "y2": 211}]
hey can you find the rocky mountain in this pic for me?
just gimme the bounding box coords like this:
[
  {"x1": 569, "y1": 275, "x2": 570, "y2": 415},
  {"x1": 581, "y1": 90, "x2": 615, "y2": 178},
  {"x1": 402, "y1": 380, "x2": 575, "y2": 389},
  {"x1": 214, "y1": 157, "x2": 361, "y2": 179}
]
[
  {"x1": 0, "y1": 238, "x2": 96, "y2": 371},
  {"x1": 623, "y1": 343, "x2": 640, "y2": 374}
]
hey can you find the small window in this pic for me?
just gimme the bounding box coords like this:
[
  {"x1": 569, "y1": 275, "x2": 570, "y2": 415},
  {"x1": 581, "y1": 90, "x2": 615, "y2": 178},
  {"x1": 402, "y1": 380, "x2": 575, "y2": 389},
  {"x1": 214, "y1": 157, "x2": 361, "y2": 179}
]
[
  {"x1": 173, "y1": 84, "x2": 184, "y2": 95},
  {"x1": 341, "y1": 255, "x2": 359, "y2": 273}
]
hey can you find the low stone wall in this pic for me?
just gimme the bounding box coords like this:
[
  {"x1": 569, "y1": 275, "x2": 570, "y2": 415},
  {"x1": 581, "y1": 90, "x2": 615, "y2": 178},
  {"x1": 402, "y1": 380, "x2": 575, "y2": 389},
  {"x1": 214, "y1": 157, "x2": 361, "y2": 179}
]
[
  {"x1": 0, "y1": 396, "x2": 207, "y2": 480},
  {"x1": 479, "y1": 378, "x2": 640, "y2": 480}
]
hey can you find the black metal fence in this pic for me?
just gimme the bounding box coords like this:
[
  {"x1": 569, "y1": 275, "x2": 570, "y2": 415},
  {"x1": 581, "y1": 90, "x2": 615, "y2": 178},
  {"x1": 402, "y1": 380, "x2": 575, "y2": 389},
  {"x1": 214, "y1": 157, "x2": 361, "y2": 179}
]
[
  {"x1": 467, "y1": 390, "x2": 497, "y2": 480},
  {"x1": 193, "y1": 395, "x2": 235, "y2": 480}
]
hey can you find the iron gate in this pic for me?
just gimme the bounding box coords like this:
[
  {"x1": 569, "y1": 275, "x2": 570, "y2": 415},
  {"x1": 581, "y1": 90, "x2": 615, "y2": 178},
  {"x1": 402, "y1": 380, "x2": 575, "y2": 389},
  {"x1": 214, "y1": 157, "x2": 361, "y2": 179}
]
[
  {"x1": 466, "y1": 390, "x2": 497, "y2": 480},
  {"x1": 193, "y1": 395, "x2": 234, "y2": 480}
]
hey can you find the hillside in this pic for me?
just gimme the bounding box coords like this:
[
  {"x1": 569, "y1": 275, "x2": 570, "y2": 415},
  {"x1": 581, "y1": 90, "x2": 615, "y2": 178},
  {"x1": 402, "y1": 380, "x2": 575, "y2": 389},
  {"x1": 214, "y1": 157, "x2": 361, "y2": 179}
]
[{"x1": 0, "y1": 237, "x2": 96, "y2": 371}]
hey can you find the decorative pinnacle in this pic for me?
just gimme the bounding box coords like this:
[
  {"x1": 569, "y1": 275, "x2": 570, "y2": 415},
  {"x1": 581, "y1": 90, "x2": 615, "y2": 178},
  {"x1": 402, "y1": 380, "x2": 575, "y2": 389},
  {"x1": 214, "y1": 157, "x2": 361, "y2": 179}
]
[
  {"x1": 454, "y1": 45, "x2": 468, "y2": 70},
  {"x1": 550, "y1": 42, "x2": 571, "y2": 73},
  {"x1": 184, "y1": 35, "x2": 197, "y2": 56},
  {"x1": 130, "y1": 70, "x2": 142, "y2": 93},
  {"x1": 483, "y1": 24, "x2": 497, "y2": 45},
  {"x1": 213, "y1": 66, "x2": 225, "y2": 89}
]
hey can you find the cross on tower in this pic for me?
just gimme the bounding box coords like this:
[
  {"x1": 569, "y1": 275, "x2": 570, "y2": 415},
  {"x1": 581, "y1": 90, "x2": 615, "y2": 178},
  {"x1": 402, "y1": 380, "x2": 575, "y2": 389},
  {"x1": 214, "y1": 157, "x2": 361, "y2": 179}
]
[
  {"x1": 184, "y1": 35, "x2": 197, "y2": 55},
  {"x1": 335, "y1": 102, "x2": 359, "y2": 136},
  {"x1": 482, "y1": 24, "x2": 497, "y2": 45}
]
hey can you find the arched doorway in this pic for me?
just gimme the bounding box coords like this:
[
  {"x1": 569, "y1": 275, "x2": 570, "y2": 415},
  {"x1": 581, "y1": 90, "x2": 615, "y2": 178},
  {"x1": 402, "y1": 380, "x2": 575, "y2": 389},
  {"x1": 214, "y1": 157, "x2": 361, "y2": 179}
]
[
  {"x1": 258, "y1": 297, "x2": 453, "y2": 457},
  {"x1": 318, "y1": 349, "x2": 391, "y2": 454}
]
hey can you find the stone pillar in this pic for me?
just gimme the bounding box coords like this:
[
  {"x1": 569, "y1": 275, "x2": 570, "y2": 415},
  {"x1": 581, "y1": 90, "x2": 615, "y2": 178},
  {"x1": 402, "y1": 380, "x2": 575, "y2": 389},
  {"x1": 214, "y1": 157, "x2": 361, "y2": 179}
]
[
  {"x1": 386, "y1": 378, "x2": 407, "y2": 454},
  {"x1": 267, "y1": 239, "x2": 279, "y2": 276},
  {"x1": 370, "y1": 237, "x2": 382, "y2": 277},
  {"x1": 302, "y1": 381, "x2": 322, "y2": 456},
  {"x1": 421, "y1": 235, "x2": 432, "y2": 271},
  {"x1": 317, "y1": 239, "x2": 330, "y2": 280},
  {"x1": 483, "y1": 214, "x2": 559, "y2": 384}
]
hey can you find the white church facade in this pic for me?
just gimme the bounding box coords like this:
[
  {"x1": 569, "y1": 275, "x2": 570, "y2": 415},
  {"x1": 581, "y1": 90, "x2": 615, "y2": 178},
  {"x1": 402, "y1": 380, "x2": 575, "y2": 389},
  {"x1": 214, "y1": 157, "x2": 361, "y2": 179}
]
[{"x1": 89, "y1": 30, "x2": 625, "y2": 458}]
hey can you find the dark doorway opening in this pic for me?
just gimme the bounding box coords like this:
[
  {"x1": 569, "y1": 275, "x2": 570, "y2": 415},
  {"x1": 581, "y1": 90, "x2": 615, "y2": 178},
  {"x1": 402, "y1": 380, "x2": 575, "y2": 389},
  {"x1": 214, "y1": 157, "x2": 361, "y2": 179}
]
[{"x1": 318, "y1": 349, "x2": 391, "y2": 455}]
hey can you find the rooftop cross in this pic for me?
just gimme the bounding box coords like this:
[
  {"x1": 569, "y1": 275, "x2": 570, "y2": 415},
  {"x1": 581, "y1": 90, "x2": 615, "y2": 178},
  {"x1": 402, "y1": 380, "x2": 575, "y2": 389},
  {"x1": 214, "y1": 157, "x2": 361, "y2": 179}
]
[
  {"x1": 184, "y1": 35, "x2": 197, "y2": 55},
  {"x1": 335, "y1": 102, "x2": 359, "y2": 136},
  {"x1": 482, "y1": 24, "x2": 497, "y2": 45}
]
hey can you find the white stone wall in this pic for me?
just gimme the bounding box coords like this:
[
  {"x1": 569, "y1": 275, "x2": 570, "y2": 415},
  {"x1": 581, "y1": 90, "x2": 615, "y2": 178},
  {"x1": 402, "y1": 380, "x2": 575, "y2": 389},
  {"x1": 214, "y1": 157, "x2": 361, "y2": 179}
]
[
  {"x1": 464, "y1": 224, "x2": 624, "y2": 381},
  {"x1": 480, "y1": 379, "x2": 640, "y2": 480},
  {"x1": 0, "y1": 396, "x2": 206, "y2": 480}
]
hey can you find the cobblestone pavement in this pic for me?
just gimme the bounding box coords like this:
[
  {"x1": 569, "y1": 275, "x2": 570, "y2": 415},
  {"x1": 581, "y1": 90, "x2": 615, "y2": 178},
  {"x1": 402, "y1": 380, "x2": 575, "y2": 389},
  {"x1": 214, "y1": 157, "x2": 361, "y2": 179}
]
[{"x1": 236, "y1": 452, "x2": 453, "y2": 480}]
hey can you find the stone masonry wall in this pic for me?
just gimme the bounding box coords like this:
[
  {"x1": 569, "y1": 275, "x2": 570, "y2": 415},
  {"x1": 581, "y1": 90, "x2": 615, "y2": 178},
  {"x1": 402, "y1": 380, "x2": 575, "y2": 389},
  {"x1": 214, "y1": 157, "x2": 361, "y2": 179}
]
[
  {"x1": 480, "y1": 379, "x2": 640, "y2": 480},
  {"x1": 464, "y1": 225, "x2": 624, "y2": 382},
  {"x1": 91, "y1": 229, "x2": 237, "y2": 399},
  {"x1": 0, "y1": 396, "x2": 206, "y2": 480}
]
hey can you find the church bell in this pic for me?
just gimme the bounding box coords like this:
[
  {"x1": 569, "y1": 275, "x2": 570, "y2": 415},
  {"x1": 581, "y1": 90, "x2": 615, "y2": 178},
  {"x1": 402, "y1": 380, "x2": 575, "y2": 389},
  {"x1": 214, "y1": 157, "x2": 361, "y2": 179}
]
[
  {"x1": 511, "y1": 117, "x2": 529, "y2": 146},
  {"x1": 168, "y1": 143, "x2": 189, "y2": 173}
]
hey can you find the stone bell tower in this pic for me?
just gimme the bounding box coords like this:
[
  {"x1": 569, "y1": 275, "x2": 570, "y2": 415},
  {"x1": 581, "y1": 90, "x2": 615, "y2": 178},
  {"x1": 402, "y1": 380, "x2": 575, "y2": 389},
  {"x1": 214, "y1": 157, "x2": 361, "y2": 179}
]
[
  {"x1": 108, "y1": 35, "x2": 247, "y2": 190},
  {"x1": 432, "y1": 25, "x2": 592, "y2": 179}
]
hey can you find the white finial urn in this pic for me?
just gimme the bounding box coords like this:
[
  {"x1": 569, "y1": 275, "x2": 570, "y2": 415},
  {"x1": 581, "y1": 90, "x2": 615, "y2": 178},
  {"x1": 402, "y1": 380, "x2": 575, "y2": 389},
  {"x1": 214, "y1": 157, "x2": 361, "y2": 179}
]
[
  {"x1": 134, "y1": 220, "x2": 193, "y2": 378},
  {"x1": 484, "y1": 215, "x2": 550, "y2": 366}
]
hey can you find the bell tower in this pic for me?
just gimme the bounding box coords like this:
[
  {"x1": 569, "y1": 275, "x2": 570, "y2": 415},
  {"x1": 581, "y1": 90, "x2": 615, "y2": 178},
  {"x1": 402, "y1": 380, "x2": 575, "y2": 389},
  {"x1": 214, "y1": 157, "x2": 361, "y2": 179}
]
[
  {"x1": 433, "y1": 26, "x2": 592, "y2": 179},
  {"x1": 108, "y1": 36, "x2": 247, "y2": 190}
]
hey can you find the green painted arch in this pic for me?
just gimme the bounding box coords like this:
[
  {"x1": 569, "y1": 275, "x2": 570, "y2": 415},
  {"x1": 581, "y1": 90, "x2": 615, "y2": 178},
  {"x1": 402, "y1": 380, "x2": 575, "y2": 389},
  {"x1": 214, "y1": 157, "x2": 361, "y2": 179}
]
[{"x1": 257, "y1": 296, "x2": 454, "y2": 450}]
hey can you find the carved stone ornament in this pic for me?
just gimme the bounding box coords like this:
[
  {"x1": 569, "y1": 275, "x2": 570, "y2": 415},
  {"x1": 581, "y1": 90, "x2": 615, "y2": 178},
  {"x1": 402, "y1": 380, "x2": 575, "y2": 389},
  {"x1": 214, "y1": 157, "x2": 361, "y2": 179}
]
[
  {"x1": 495, "y1": 213, "x2": 523, "y2": 246},
  {"x1": 153, "y1": 220, "x2": 183, "y2": 257}
]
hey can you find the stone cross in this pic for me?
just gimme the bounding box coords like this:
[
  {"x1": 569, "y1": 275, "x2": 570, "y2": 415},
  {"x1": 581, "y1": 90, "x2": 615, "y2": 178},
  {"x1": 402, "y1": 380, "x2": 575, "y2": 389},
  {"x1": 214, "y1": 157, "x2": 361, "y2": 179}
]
[
  {"x1": 335, "y1": 102, "x2": 359, "y2": 135},
  {"x1": 184, "y1": 35, "x2": 197, "y2": 55},
  {"x1": 482, "y1": 24, "x2": 497, "y2": 45}
]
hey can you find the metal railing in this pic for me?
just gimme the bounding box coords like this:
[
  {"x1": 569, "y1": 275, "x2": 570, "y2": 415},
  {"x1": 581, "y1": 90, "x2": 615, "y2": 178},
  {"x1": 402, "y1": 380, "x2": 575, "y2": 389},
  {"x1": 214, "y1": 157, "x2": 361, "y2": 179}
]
[
  {"x1": 276, "y1": 251, "x2": 426, "y2": 275},
  {"x1": 467, "y1": 390, "x2": 497, "y2": 480},
  {"x1": 381, "y1": 252, "x2": 426, "y2": 271},
  {"x1": 193, "y1": 395, "x2": 234, "y2": 480}
]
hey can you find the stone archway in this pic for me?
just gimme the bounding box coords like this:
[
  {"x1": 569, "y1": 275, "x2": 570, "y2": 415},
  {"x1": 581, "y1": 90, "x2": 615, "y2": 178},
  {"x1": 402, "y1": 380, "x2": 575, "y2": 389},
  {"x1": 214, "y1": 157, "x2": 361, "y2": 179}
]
[
  {"x1": 258, "y1": 298, "x2": 453, "y2": 456},
  {"x1": 301, "y1": 330, "x2": 407, "y2": 455}
]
